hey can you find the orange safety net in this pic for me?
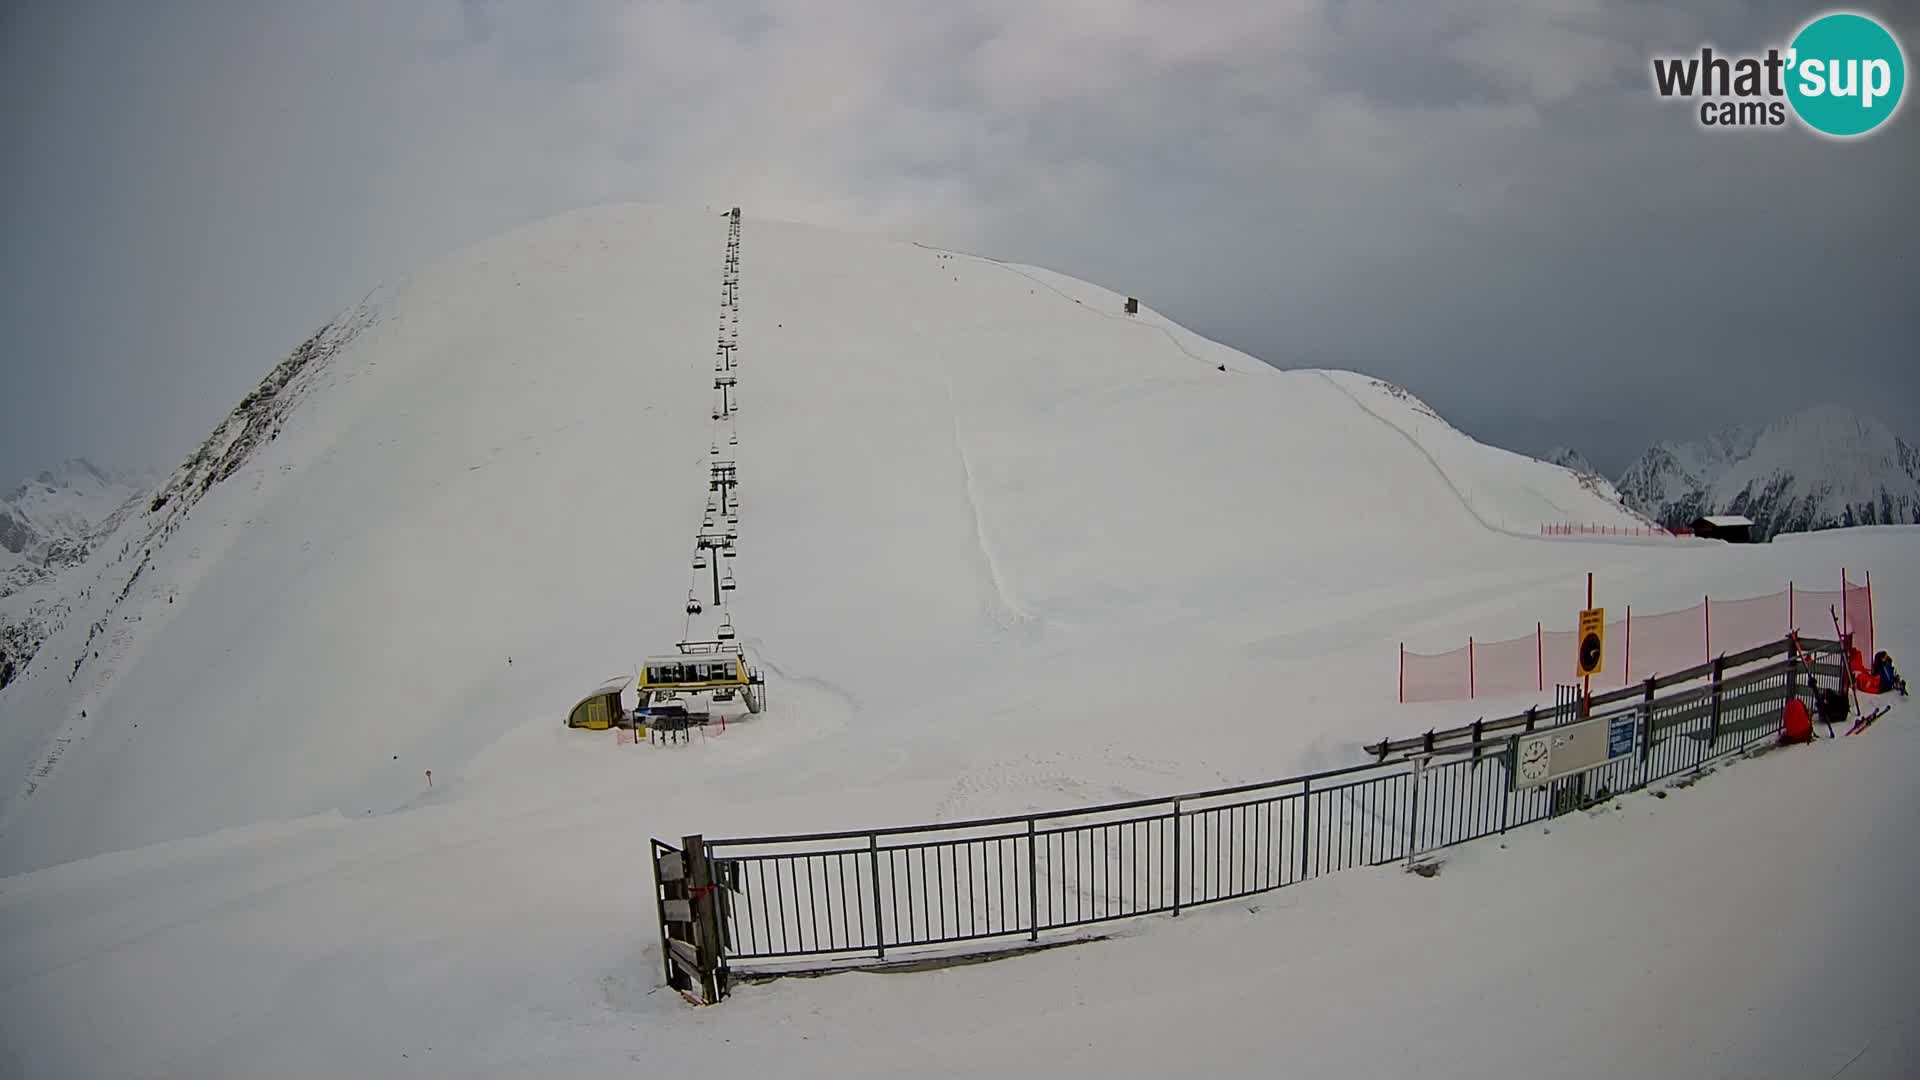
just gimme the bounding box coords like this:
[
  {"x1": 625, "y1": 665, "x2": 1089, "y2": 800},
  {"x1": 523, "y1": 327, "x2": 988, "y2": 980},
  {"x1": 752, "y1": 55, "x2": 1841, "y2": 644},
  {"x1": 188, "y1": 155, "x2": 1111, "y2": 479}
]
[{"x1": 1399, "y1": 572, "x2": 1879, "y2": 703}]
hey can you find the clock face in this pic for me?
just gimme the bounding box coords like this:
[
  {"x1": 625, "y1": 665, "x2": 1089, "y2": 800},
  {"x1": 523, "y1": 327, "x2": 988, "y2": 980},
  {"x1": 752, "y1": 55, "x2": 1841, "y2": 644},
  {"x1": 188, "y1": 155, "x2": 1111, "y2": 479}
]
[{"x1": 1518, "y1": 737, "x2": 1551, "y2": 783}]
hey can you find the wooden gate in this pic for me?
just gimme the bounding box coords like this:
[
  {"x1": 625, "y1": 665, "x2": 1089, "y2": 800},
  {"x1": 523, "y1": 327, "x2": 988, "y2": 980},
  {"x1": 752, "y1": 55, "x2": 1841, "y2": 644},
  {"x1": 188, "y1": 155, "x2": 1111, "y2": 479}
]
[{"x1": 651, "y1": 836, "x2": 731, "y2": 1003}]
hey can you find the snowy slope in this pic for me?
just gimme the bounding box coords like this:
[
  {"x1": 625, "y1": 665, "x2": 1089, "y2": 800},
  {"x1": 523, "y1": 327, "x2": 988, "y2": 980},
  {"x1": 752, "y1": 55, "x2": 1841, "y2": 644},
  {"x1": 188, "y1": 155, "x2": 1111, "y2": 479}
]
[
  {"x1": 0, "y1": 204, "x2": 1914, "y2": 1078},
  {"x1": 1619, "y1": 405, "x2": 1920, "y2": 536},
  {"x1": 0, "y1": 205, "x2": 1658, "y2": 875}
]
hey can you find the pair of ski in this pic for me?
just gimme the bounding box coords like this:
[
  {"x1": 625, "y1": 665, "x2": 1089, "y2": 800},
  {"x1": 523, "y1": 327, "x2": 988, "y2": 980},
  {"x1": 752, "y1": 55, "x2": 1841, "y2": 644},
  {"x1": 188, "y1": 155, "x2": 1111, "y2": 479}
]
[{"x1": 1844, "y1": 704, "x2": 1890, "y2": 736}]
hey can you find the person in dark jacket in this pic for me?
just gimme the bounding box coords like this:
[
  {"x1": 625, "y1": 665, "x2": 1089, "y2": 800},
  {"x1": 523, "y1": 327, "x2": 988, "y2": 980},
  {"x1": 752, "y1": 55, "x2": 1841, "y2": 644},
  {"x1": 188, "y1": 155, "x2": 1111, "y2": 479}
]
[{"x1": 1871, "y1": 651, "x2": 1907, "y2": 696}]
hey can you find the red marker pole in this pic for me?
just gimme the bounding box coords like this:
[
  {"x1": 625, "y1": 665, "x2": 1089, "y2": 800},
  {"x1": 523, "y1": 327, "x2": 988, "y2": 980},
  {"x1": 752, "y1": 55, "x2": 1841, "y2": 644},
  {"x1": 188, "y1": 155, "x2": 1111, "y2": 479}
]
[
  {"x1": 1867, "y1": 571, "x2": 1875, "y2": 651},
  {"x1": 426, "y1": 770, "x2": 433, "y2": 788}
]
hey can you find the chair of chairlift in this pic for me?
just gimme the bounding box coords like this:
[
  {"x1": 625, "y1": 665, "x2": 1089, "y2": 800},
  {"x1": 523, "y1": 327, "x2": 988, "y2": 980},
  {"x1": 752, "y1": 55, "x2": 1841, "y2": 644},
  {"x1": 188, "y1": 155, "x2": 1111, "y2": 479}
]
[
  {"x1": 686, "y1": 594, "x2": 703, "y2": 614},
  {"x1": 716, "y1": 616, "x2": 736, "y2": 641},
  {"x1": 729, "y1": 434, "x2": 738, "y2": 445},
  {"x1": 721, "y1": 574, "x2": 736, "y2": 592},
  {"x1": 693, "y1": 551, "x2": 708, "y2": 570}
]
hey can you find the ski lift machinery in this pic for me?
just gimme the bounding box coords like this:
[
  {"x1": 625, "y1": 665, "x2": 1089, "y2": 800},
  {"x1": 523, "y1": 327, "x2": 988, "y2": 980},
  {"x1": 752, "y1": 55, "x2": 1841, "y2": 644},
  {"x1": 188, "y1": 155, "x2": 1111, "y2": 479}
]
[{"x1": 637, "y1": 639, "x2": 766, "y2": 713}]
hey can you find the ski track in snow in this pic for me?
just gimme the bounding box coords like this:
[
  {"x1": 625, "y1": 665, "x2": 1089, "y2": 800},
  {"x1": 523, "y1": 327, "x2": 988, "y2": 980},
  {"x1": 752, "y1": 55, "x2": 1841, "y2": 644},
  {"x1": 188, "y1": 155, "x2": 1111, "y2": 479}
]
[
  {"x1": 1315, "y1": 370, "x2": 1537, "y2": 541},
  {"x1": 945, "y1": 379, "x2": 1042, "y2": 636}
]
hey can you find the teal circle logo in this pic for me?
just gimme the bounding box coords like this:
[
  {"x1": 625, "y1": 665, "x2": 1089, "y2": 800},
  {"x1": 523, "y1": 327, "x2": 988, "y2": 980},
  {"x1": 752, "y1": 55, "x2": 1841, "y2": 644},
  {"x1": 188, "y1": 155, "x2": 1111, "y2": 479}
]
[{"x1": 1786, "y1": 12, "x2": 1906, "y2": 137}]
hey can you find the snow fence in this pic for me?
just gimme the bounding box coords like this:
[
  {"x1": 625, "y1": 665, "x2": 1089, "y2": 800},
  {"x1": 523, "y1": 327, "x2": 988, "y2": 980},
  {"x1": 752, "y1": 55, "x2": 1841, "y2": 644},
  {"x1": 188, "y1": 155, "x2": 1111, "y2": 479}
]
[{"x1": 1400, "y1": 572, "x2": 1875, "y2": 704}]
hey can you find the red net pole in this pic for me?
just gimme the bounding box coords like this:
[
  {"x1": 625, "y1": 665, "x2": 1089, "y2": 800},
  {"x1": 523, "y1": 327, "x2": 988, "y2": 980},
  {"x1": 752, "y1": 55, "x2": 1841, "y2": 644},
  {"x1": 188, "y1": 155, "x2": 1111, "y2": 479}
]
[
  {"x1": 1868, "y1": 571, "x2": 1875, "y2": 647},
  {"x1": 1536, "y1": 621, "x2": 1543, "y2": 691},
  {"x1": 1624, "y1": 604, "x2": 1632, "y2": 686},
  {"x1": 1704, "y1": 594, "x2": 1711, "y2": 662},
  {"x1": 1789, "y1": 581, "x2": 1795, "y2": 629},
  {"x1": 1469, "y1": 637, "x2": 1476, "y2": 699},
  {"x1": 1399, "y1": 643, "x2": 1404, "y2": 704}
]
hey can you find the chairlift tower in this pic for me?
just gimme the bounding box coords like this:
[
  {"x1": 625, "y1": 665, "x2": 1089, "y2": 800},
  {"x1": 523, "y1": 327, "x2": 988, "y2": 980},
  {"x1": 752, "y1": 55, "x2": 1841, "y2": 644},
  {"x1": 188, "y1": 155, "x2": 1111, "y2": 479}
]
[
  {"x1": 695, "y1": 531, "x2": 734, "y2": 604},
  {"x1": 709, "y1": 461, "x2": 738, "y2": 515}
]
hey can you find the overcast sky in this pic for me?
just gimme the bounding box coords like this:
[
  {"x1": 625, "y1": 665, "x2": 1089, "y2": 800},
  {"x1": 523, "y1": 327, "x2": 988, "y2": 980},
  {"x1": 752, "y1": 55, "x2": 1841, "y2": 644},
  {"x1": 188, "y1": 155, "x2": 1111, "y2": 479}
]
[{"x1": 2, "y1": 0, "x2": 1914, "y2": 485}]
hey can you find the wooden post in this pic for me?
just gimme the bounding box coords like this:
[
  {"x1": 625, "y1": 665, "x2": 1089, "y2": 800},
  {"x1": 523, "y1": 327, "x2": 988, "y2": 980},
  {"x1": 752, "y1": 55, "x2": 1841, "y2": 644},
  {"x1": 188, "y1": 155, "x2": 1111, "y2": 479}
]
[
  {"x1": 684, "y1": 834, "x2": 723, "y2": 1003},
  {"x1": 1640, "y1": 677, "x2": 1656, "y2": 766},
  {"x1": 1708, "y1": 657, "x2": 1724, "y2": 750},
  {"x1": 1785, "y1": 633, "x2": 1799, "y2": 704}
]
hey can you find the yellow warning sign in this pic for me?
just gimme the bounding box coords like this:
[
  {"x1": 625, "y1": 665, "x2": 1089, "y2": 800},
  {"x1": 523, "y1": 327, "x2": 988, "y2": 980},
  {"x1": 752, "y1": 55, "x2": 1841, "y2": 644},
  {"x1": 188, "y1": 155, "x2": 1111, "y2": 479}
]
[{"x1": 1577, "y1": 607, "x2": 1606, "y2": 677}]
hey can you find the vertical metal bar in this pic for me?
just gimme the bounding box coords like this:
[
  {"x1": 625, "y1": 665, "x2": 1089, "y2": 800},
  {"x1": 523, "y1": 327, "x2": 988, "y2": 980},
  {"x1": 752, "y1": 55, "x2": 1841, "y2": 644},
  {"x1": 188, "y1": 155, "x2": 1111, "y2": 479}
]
[
  {"x1": 835, "y1": 853, "x2": 849, "y2": 951},
  {"x1": 966, "y1": 840, "x2": 976, "y2": 937},
  {"x1": 1104, "y1": 824, "x2": 1113, "y2": 918},
  {"x1": 1027, "y1": 818, "x2": 1039, "y2": 940},
  {"x1": 1171, "y1": 798, "x2": 1183, "y2": 916},
  {"x1": 772, "y1": 853, "x2": 789, "y2": 954},
  {"x1": 807, "y1": 855, "x2": 821, "y2": 952},
  {"x1": 935, "y1": 842, "x2": 947, "y2": 941},
  {"x1": 890, "y1": 848, "x2": 903, "y2": 951},
  {"x1": 1407, "y1": 759, "x2": 1421, "y2": 864},
  {"x1": 1300, "y1": 781, "x2": 1312, "y2": 880}
]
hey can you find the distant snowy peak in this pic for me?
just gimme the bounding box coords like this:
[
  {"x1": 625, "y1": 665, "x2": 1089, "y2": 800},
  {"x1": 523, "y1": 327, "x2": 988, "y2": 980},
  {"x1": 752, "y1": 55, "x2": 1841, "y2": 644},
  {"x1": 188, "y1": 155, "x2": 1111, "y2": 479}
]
[
  {"x1": 1618, "y1": 405, "x2": 1920, "y2": 537},
  {"x1": 1546, "y1": 446, "x2": 1596, "y2": 476},
  {"x1": 1, "y1": 458, "x2": 157, "y2": 689},
  {"x1": 1, "y1": 459, "x2": 153, "y2": 566}
]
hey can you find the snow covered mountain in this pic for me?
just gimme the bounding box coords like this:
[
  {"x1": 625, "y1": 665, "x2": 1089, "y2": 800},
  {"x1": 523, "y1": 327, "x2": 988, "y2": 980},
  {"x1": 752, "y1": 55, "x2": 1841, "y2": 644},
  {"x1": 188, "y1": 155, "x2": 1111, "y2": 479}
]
[
  {"x1": 0, "y1": 460, "x2": 156, "y2": 688},
  {"x1": 0, "y1": 203, "x2": 1914, "y2": 1079},
  {"x1": 1617, "y1": 406, "x2": 1920, "y2": 538},
  {"x1": 0, "y1": 203, "x2": 1651, "y2": 876}
]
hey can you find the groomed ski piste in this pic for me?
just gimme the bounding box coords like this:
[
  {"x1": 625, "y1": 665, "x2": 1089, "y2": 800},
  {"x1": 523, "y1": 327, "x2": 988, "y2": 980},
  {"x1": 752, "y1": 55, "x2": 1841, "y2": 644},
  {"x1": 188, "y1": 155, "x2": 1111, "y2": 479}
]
[{"x1": 0, "y1": 205, "x2": 1914, "y2": 1078}]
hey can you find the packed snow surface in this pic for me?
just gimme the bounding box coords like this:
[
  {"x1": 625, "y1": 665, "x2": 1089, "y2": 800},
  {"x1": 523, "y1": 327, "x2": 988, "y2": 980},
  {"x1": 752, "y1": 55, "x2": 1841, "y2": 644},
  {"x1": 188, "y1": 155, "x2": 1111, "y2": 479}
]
[{"x1": 0, "y1": 204, "x2": 1914, "y2": 1077}]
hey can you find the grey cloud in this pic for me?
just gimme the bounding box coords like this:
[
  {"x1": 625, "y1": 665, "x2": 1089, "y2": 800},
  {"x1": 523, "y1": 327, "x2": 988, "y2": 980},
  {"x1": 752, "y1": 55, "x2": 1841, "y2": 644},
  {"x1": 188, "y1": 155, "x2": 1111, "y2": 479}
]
[{"x1": 2, "y1": 0, "x2": 1913, "y2": 483}]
